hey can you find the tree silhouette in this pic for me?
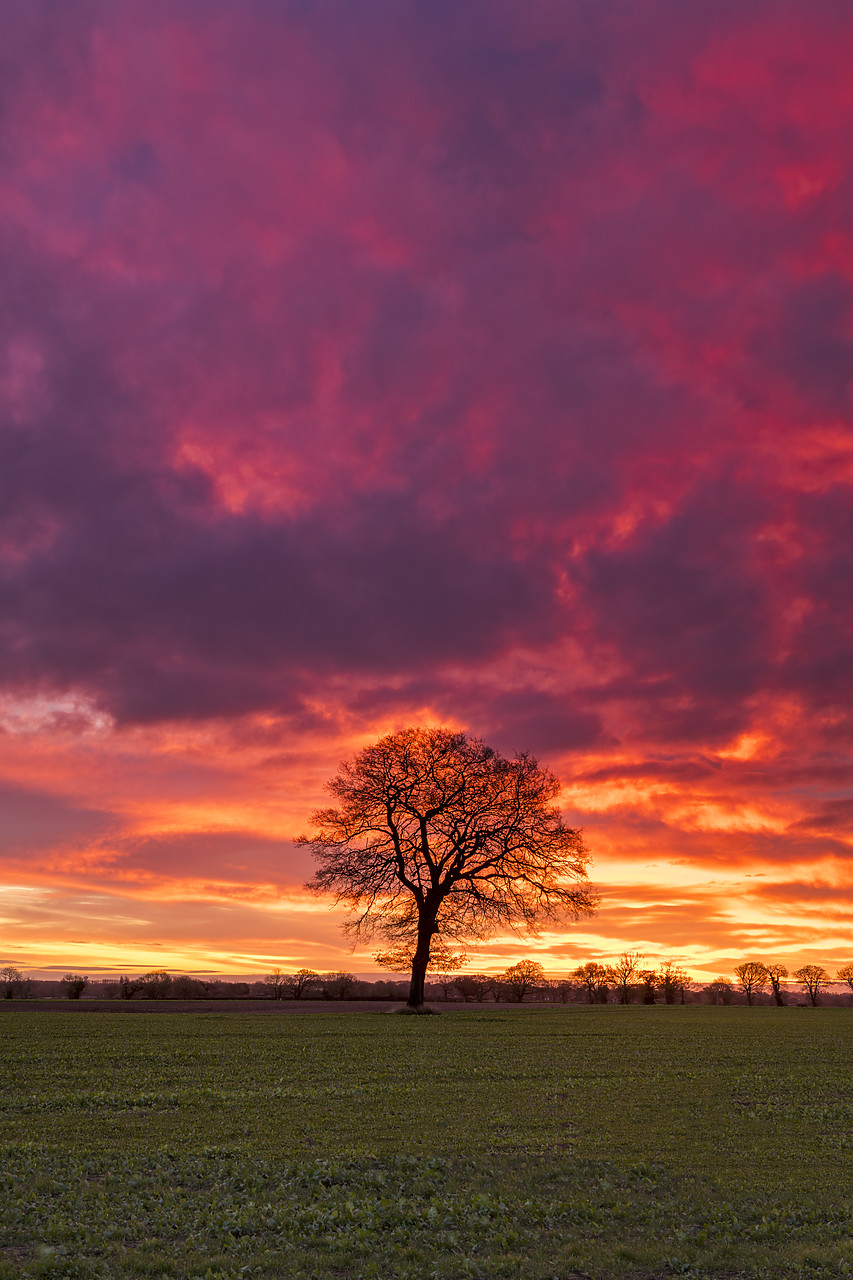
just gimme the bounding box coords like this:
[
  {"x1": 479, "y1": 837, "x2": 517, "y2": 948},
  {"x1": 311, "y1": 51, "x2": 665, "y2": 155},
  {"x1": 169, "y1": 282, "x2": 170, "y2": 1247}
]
[
  {"x1": 455, "y1": 973, "x2": 496, "y2": 1002},
  {"x1": 837, "y1": 962, "x2": 853, "y2": 995},
  {"x1": 0, "y1": 966, "x2": 27, "y2": 999},
  {"x1": 263, "y1": 968, "x2": 288, "y2": 999},
  {"x1": 320, "y1": 971, "x2": 356, "y2": 1000},
  {"x1": 638, "y1": 969, "x2": 659, "y2": 1004},
  {"x1": 283, "y1": 968, "x2": 319, "y2": 999},
  {"x1": 734, "y1": 961, "x2": 768, "y2": 1005},
  {"x1": 606, "y1": 951, "x2": 642, "y2": 1004},
  {"x1": 501, "y1": 959, "x2": 544, "y2": 1002},
  {"x1": 764, "y1": 963, "x2": 788, "y2": 1006},
  {"x1": 61, "y1": 974, "x2": 89, "y2": 1000},
  {"x1": 572, "y1": 961, "x2": 610, "y2": 1003},
  {"x1": 300, "y1": 727, "x2": 597, "y2": 1010},
  {"x1": 139, "y1": 970, "x2": 172, "y2": 999},
  {"x1": 707, "y1": 977, "x2": 733, "y2": 1005},
  {"x1": 660, "y1": 960, "x2": 689, "y2": 1004},
  {"x1": 794, "y1": 964, "x2": 830, "y2": 1006}
]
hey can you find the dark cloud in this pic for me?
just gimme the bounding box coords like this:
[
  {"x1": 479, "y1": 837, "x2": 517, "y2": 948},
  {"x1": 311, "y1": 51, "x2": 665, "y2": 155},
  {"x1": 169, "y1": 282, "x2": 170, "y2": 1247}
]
[{"x1": 0, "y1": 0, "x2": 851, "y2": 779}]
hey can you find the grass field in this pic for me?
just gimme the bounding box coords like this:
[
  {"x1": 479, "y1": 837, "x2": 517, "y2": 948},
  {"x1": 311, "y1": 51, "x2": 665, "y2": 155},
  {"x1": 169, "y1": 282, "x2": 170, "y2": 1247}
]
[{"x1": 1, "y1": 1005, "x2": 851, "y2": 1279}]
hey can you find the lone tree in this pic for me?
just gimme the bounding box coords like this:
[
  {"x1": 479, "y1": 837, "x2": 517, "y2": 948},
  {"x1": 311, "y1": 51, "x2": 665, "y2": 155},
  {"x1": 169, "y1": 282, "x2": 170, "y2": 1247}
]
[
  {"x1": 837, "y1": 962, "x2": 853, "y2": 995},
  {"x1": 300, "y1": 727, "x2": 597, "y2": 1011}
]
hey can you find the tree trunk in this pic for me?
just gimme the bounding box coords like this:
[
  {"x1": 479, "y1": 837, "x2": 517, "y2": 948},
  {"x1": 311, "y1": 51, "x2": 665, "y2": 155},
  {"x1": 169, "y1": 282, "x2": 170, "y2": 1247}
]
[{"x1": 406, "y1": 916, "x2": 435, "y2": 1010}]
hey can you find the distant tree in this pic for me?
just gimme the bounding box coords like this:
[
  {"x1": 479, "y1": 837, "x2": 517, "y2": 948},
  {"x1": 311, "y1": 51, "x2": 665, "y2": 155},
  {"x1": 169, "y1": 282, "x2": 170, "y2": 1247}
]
[
  {"x1": 139, "y1": 970, "x2": 172, "y2": 999},
  {"x1": 455, "y1": 973, "x2": 495, "y2": 1003},
  {"x1": 794, "y1": 965, "x2": 830, "y2": 1006},
  {"x1": 660, "y1": 961, "x2": 689, "y2": 1005},
  {"x1": 501, "y1": 959, "x2": 545, "y2": 1002},
  {"x1": 320, "y1": 971, "x2": 356, "y2": 1000},
  {"x1": 606, "y1": 951, "x2": 643, "y2": 1004},
  {"x1": 0, "y1": 966, "x2": 29, "y2": 999},
  {"x1": 262, "y1": 968, "x2": 288, "y2": 999},
  {"x1": 706, "y1": 977, "x2": 734, "y2": 1005},
  {"x1": 432, "y1": 970, "x2": 461, "y2": 1001},
  {"x1": 733, "y1": 961, "x2": 769, "y2": 1006},
  {"x1": 837, "y1": 963, "x2": 853, "y2": 995},
  {"x1": 764, "y1": 963, "x2": 788, "y2": 1006},
  {"x1": 638, "y1": 969, "x2": 659, "y2": 1004},
  {"x1": 282, "y1": 968, "x2": 319, "y2": 1000},
  {"x1": 170, "y1": 975, "x2": 211, "y2": 999},
  {"x1": 550, "y1": 977, "x2": 578, "y2": 1004},
  {"x1": 572, "y1": 962, "x2": 610, "y2": 1004},
  {"x1": 118, "y1": 975, "x2": 144, "y2": 1000},
  {"x1": 61, "y1": 974, "x2": 89, "y2": 1000},
  {"x1": 300, "y1": 727, "x2": 597, "y2": 1011},
  {"x1": 373, "y1": 979, "x2": 408, "y2": 1001}
]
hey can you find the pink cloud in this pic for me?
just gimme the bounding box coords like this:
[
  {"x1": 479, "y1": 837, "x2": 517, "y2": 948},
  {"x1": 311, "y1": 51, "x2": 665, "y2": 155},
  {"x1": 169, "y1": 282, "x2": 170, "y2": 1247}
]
[{"x1": 0, "y1": 1, "x2": 851, "y2": 972}]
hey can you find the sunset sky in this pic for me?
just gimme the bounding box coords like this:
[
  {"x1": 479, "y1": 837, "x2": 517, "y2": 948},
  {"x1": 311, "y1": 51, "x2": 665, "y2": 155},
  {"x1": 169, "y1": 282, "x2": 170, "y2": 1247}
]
[{"x1": 2, "y1": 1, "x2": 852, "y2": 983}]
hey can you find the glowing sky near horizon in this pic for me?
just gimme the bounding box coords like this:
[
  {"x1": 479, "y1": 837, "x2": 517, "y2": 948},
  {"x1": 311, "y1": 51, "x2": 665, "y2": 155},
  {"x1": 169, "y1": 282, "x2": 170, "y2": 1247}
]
[{"x1": 1, "y1": 0, "x2": 853, "y2": 980}]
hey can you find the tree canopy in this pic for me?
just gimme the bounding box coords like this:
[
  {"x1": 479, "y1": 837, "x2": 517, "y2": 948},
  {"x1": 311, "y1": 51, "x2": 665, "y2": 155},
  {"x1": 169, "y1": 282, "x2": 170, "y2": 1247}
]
[{"x1": 300, "y1": 726, "x2": 597, "y2": 1009}]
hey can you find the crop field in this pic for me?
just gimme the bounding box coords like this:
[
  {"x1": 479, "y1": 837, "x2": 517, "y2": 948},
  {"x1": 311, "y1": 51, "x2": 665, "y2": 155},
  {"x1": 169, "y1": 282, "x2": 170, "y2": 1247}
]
[{"x1": 0, "y1": 1005, "x2": 851, "y2": 1279}]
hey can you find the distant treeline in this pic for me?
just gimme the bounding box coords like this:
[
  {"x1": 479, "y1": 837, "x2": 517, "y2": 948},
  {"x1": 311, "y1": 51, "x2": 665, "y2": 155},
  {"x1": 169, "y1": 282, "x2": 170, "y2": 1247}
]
[{"x1": 2, "y1": 957, "x2": 852, "y2": 1005}]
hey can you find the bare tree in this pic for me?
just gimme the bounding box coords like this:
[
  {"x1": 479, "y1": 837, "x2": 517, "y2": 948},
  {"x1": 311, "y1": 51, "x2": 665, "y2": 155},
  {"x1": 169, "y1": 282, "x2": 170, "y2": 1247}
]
[
  {"x1": 501, "y1": 959, "x2": 544, "y2": 1002},
  {"x1": 794, "y1": 965, "x2": 830, "y2": 1006},
  {"x1": 734, "y1": 961, "x2": 769, "y2": 1006},
  {"x1": 660, "y1": 960, "x2": 689, "y2": 1004},
  {"x1": 61, "y1": 974, "x2": 89, "y2": 1000},
  {"x1": 572, "y1": 961, "x2": 610, "y2": 1004},
  {"x1": 139, "y1": 970, "x2": 172, "y2": 999},
  {"x1": 638, "y1": 969, "x2": 659, "y2": 1004},
  {"x1": 432, "y1": 970, "x2": 460, "y2": 1001},
  {"x1": 170, "y1": 975, "x2": 210, "y2": 999},
  {"x1": 282, "y1": 968, "x2": 319, "y2": 999},
  {"x1": 0, "y1": 966, "x2": 29, "y2": 999},
  {"x1": 707, "y1": 977, "x2": 733, "y2": 1005},
  {"x1": 837, "y1": 963, "x2": 853, "y2": 996},
  {"x1": 550, "y1": 977, "x2": 578, "y2": 1004},
  {"x1": 119, "y1": 975, "x2": 144, "y2": 1000},
  {"x1": 455, "y1": 973, "x2": 495, "y2": 1003},
  {"x1": 606, "y1": 951, "x2": 642, "y2": 1004},
  {"x1": 300, "y1": 727, "x2": 597, "y2": 1011},
  {"x1": 320, "y1": 971, "x2": 356, "y2": 1000},
  {"x1": 263, "y1": 968, "x2": 288, "y2": 1000},
  {"x1": 764, "y1": 963, "x2": 788, "y2": 1006}
]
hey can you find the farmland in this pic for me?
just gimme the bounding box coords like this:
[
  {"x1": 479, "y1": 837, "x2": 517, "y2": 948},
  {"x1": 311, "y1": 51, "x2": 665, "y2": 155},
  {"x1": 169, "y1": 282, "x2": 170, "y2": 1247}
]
[{"x1": 0, "y1": 1005, "x2": 851, "y2": 1278}]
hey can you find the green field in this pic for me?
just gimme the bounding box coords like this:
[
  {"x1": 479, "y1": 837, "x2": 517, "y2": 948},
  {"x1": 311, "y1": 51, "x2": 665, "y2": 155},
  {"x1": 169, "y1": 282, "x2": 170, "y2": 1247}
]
[{"x1": 1, "y1": 1006, "x2": 851, "y2": 1279}]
